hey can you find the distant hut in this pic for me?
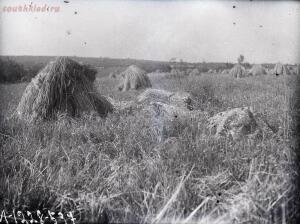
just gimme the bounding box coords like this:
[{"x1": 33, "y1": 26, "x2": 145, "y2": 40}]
[
  {"x1": 248, "y1": 64, "x2": 266, "y2": 76},
  {"x1": 118, "y1": 65, "x2": 152, "y2": 91},
  {"x1": 230, "y1": 64, "x2": 247, "y2": 78},
  {"x1": 273, "y1": 63, "x2": 290, "y2": 76},
  {"x1": 16, "y1": 57, "x2": 113, "y2": 122}
]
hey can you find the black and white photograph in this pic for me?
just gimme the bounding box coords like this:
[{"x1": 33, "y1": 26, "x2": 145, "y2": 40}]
[{"x1": 0, "y1": 0, "x2": 300, "y2": 223}]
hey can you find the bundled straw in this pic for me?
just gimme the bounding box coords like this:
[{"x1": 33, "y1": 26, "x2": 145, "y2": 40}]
[
  {"x1": 16, "y1": 57, "x2": 113, "y2": 122},
  {"x1": 248, "y1": 64, "x2": 266, "y2": 76},
  {"x1": 230, "y1": 64, "x2": 247, "y2": 78},
  {"x1": 273, "y1": 63, "x2": 290, "y2": 76},
  {"x1": 118, "y1": 65, "x2": 152, "y2": 91}
]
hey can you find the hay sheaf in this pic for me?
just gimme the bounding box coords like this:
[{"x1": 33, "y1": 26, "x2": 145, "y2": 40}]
[
  {"x1": 118, "y1": 65, "x2": 152, "y2": 91},
  {"x1": 230, "y1": 64, "x2": 247, "y2": 78},
  {"x1": 248, "y1": 64, "x2": 266, "y2": 76},
  {"x1": 273, "y1": 63, "x2": 290, "y2": 76},
  {"x1": 16, "y1": 57, "x2": 113, "y2": 122}
]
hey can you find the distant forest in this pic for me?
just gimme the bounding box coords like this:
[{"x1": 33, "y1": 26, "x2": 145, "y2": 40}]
[{"x1": 0, "y1": 55, "x2": 281, "y2": 83}]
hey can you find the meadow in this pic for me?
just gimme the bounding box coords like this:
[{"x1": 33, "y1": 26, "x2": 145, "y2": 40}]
[{"x1": 0, "y1": 71, "x2": 298, "y2": 223}]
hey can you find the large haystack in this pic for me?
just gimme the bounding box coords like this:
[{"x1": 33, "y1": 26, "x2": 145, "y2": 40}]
[
  {"x1": 248, "y1": 64, "x2": 266, "y2": 76},
  {"x1": 273, "y1": 63, "x2": 290, "y2": 76},
  {"x1": 230, "y1": 64, "x2": 247, "y2": 78},
  {"x1": 118, "y1": 65, "x2": 152, "y2": 91},
  {"x1": 16, "y1": 57, "x2": 113, "y2": 122}
]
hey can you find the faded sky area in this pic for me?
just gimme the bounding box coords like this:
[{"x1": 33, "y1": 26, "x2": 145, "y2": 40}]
[{"x1": 0, "y1": 0, "x2": 299, "y2": 64}]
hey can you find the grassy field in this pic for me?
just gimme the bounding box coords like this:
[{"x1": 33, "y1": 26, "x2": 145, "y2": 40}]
[{"x1": 0, "y1": 72, "x2": 298, "y2": 223}]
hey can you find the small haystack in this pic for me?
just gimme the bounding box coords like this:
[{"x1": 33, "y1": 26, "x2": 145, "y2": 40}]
[
  {"x1": 273, "y1": 63, "x2": 290, "y2": 76},
  {"x1": 248, "y1": 64, "x2": 266, "y2": 76},
  {"x1": 189, "y1": 68, "x2": 200, "y2": 76},
  {"x1": 221, "y1": 69, "x2": 229, "y2": 74},
  {"x1": 170, "y1": 69, "x2": 185, "y2": 77},
  {"x1": 288, "y1": 65, "x2": 300, "y2": 75},
  {"x1": 16, "y1": 57, "x2": 113, "y2": 122},
  {"x1": 207, "y1": 69, "x2": 214, "y2": 74},
  {"x1": 230, "y1": 64, "x2": 247, "y2": 78},
  {"x1": 118, "y1": 65, "x2": 152, "y2": 91},
  {"x1": 207, "y1": 107, "x2": 275, "y2": 141}
]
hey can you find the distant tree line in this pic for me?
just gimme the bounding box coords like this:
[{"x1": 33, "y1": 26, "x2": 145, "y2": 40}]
[{"x1": 0, "y1": 57, "x2": 43, "y2": 83}]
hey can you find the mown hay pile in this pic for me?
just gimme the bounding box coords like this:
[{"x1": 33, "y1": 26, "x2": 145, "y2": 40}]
[
  {"x1": 137, "y1": 88, "x2": 194, "y2": 110},
  {"x1": 118, "y1": 65, "x2": 152, "y2": 91},
  {"x1": 273, "y1": 63, "x2": 290, "y2": 76},
  {"x1": 248, "y1": 64, "x2": 266, "y2": 76},
  {"x1": 230, "y1": 64, "x2": 247, "y2": 78},
  {"x1": 16, "y1": 57, "x2": 113, "y2": 122},
  {"x1": 207, "y1": 107, "x2": 275, "y2": 141},
  {"x1": 137, "y1": 89, "x2": 173, "y2": 104},
  {"x1": 144, "y1": 101, "x2": 206, "y2": 140}
]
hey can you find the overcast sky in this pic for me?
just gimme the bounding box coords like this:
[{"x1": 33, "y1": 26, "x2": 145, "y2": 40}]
[{"x1": 0, "y1": 0, "x2": 299, "y2": 64}]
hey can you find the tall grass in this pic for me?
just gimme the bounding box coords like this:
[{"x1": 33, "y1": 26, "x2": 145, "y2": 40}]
[{"x1": 0, "y1": 73, "x2": 298, "y2": 223}]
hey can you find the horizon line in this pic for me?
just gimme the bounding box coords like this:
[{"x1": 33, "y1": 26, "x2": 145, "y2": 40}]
[{"x1": 0, "y1": 54, "x2": 297, "y2": 65}]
